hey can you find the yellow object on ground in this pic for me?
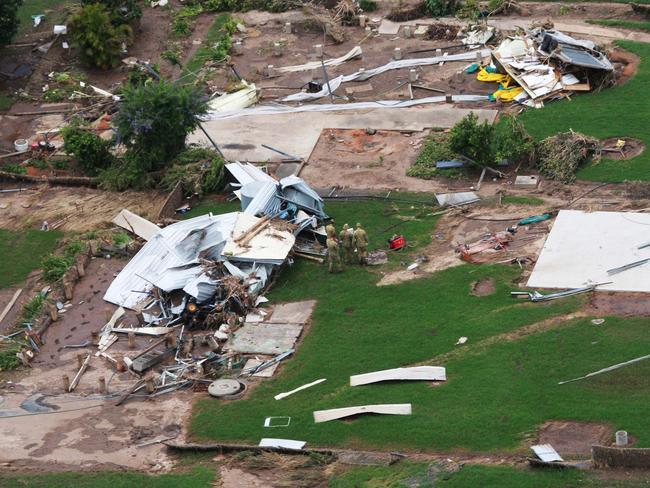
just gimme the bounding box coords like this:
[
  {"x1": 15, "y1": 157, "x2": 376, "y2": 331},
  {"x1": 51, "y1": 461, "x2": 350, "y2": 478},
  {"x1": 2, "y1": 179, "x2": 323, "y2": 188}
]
[
  {"x1": 477, "y1": 67, "x2": 509, "y2": 83},
  {"x1": 492, "y1": 86, "x2": 524, "y2": 102}
]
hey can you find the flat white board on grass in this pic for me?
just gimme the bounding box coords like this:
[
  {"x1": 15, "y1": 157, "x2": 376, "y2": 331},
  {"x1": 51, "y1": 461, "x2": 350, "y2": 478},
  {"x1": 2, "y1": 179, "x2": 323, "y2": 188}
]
[
  {"x1": 350, "y1": 366, "x2": 446, "y2": 386},
  {"x1": 531, "y1": 444, "x2": 563, "y2": 462},
  {"x1": 527, "y1": 210, "x2": 650, "y2": 292},
  {"x1": 259, "y1": 438, "x2": 306, "y2": 450},
  {"x1": 313, "y1": 404, "x2": 412, "y2": 423}
]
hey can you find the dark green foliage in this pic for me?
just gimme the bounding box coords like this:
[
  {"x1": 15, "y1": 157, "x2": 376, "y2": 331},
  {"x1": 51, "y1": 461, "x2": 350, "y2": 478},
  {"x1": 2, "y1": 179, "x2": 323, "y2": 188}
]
[
  {"x1": 161, "y1": 146, "x2": 226, "y2": 196},
  {"x1": 408, "y1": 135, "x2": 464, "y2": 179},
  {"x1": 173, "y1": 4, "x2": 203, "y2": 36},
  {"x1": 359, "y1": 0, "x2": 377, "y2": 11},
  {"x1": 81, "y1": 0, "x2": 142, "y2": 25},
  {"x1": 22, "y1": 295, "x2": 46, "y2": 322},
  {"x1": 425, "y1": 0, "x2": 457, "y2": 16},
  {"x1": 98, "y1": 152, "x2": 152, "y2": 191},
  {"x1": 449, "y1": 112, "x2": 495, "y2": 167},
  {"x1": 114, "y1": 80, "x2": 207, "y2": 173},
  {"x1": 0, "y1": 0, "x2": 22, "y2": 49},
  {"x1": 69, "y1": 3, "x2": 132, "y2": 69},
  {"x1": 41, "y1": 240, "x2": 85, "y2": 282},
  {"x1": 493, "y1": 113, "x2": 535, "y2": 165},
  {"x1": 3, "y1": 164, "x2": 27, "y2": 175},
  {"x1": 61, "y1": 123, "x2": 114, "y2": 176},
  {"x1": 201, "y1": 0, "x2": 301, "y2": 13},
  {"x1": 126, "y1": 63, "x2": 161, "y2": 87}
]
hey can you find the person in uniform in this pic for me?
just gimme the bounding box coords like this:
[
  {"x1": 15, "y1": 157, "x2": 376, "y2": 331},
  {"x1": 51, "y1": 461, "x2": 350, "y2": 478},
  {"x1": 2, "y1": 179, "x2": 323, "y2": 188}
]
[{"x1": 353, "y1": 222, "x2": 369, "y2": 265}]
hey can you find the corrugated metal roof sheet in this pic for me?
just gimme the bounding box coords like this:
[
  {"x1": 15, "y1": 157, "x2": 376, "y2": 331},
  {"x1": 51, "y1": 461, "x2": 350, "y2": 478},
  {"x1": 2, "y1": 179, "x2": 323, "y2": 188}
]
[
  {"x1": 103, "y1": 212, "x2": 239, "y2": 309},
  {"x1": 226, "y1": 162, "x2": 275, "y2": 187},
  {"x1": 242, "y1": 181, "x2": 282, "y2": 216}
]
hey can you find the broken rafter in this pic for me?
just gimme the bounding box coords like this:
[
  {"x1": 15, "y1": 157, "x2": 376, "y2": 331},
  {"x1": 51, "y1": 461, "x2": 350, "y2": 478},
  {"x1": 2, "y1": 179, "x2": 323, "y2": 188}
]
[{"x1": 69, "y1": 354, "x2": 92, "y2": 392}]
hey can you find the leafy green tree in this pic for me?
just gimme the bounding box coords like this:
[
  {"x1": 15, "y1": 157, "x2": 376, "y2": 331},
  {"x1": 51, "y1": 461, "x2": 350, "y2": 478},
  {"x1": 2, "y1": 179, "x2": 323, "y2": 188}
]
[
  {"x1": 81, "y1": 0, "x2": 142, "y2": 25},
  {"x1": 0, "y1": 0, "x2": 23, "y2": 49},
  {"x1": 69, "y1": 3, "x2": 132, "y2": 70},
  {"x1": 449, "y1": 112, "x2": 495, "y2": 167},
  {"x1": 114, "y1": 79, "x2": 208, "y2": 171}
]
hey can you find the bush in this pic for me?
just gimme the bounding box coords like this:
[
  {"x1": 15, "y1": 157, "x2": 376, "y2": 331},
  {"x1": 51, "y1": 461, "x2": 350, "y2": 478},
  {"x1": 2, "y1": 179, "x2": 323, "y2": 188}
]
[
  {"x1": 0, "y1": 0, "x2": 22, "y2": 49},
  {"x1": 449, "y1": 112, "x2": 495, "y2": 167},
  {"x1": 41, "y1": 240, "x2": 85, "y2": 282},
  {"x1": 359, "y1": 0, "x2": 377, "y2": 11},
  {"x1": 81, "y1": 0, "x2": 142, "y2": 25},
  {"x1": 493, "y1": 114, "x2": 534, "y2": 165},
  {"x1": 62, "y1": 124, "x2": 114, "y2": 176},
  {"x1": 457, "y1": 0, "x2": 480, "y2": 20},
  {"x1": 70, "y1": 3, "x2": 133, "y2": 69},
  {"x1": 98, "y1": 153, "x2": 152, "y2": 191},
  {"x1": 408, "y1": 135, "x2": 464, "y2": 180},
  {"x1": 160, "y1": 146, "x2": 226, "y2": 195},
  {"x1": 114, "y1": 79, "x2": 207, "y2": 172},
  {"x1": 425, "y1": 0, "x2": 458, "y2": 16},
  {"x1": 173, "y1": 4, "x2": 204, "y2": 36}
]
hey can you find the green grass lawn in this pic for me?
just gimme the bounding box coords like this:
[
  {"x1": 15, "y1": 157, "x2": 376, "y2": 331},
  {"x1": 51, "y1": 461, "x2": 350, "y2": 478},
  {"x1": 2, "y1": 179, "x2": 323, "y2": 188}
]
[
  {"x1": 190, "y1": 199, "x2": 589, "y2": 451},
  {"x1": 0, "y1": 92, "x2": 14, "y2": 112},
  {"x1": 16, "y1": 0, "x2": 72, "y2": 36},
  {"x1": 588, "y1": 19, "x2": 650, "y2": 32},
  {"x1": 521, "y1": 41, "x2": 650, "y2": 182},
  {"x1": 331, "y1": 464, "x2": 649, "y2": 487},
  {"x1": 180, "y1": 13, "x2": 233, "y2": 84},
  {"x1": 501, "y1": 195, "x2": 545, "y2": 206},
  {"x1": 0, "y1": 467, "x2": 214, "y2": 488},
  {"x1": 0, "y1": 229, "x2": 63, "y2": 288}
]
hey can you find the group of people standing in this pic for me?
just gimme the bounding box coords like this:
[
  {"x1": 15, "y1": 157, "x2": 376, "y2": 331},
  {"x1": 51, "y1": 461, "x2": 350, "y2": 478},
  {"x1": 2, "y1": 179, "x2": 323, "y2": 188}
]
[{"x1": 325, "y1": 220, "x2": 369, "y2": 273}]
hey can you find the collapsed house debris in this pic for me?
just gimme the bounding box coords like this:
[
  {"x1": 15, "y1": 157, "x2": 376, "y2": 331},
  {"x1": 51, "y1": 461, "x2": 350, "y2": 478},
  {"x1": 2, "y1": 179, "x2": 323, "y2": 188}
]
[
  {"x1": 89, "y1": 172, "x2": 328, "y2": 403},
  {"x1": 488, "y1": 28, "x2": 614, "y2": 107}
]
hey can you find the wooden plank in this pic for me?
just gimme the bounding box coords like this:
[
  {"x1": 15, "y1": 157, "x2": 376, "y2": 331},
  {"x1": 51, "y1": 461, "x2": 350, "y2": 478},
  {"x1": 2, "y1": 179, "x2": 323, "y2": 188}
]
[
  {"x1": 0, "y1": 289, "x2": 22, "y2": 325},
  {"x1": 313, "y1": 404, "x2": 412, "y2": 423},
  {"x1": 350, "y1": 366, "x2": 446, "y2": 386},
  {"x1": 115, "y1": 379, "x2": 146, "y2": 406},
  {"x1": 69, "y1": 354, "x2": 91, "y2": 392},
  {"x1": 113, "y1": 209, "x2": 160, "y2": 241}
]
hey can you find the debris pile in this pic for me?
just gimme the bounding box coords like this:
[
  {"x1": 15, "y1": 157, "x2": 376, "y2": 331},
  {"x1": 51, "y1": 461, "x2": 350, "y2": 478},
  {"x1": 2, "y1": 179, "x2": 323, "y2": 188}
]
[
  {"x1": 488, "y1": 28, "x2": 614, "y2": 107},
  {"x1": 92, "y1": 168, "x2": 329, "y2": 402}
]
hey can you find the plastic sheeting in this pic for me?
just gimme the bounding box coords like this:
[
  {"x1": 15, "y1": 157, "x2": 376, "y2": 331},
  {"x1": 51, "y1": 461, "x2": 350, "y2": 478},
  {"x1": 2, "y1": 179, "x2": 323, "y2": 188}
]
[
  {"x1": 203, "y1": 94, "x2": 490, "y2": 121},
  {"x1": 281, "y1": 49, "x2": 491, "y2": 102}
]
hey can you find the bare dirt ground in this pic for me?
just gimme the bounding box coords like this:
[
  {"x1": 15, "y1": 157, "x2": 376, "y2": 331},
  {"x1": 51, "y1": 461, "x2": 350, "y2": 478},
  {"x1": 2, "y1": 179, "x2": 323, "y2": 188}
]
[
  {"x1": 538, "y1": 420, "x2": 615, "y2": 458},
  {"x1": 0, "y1": 258, "x2": 188, "y2": 471},
  {"x1": 0, "y1": 183, "x2": 168, "y2": 231}
]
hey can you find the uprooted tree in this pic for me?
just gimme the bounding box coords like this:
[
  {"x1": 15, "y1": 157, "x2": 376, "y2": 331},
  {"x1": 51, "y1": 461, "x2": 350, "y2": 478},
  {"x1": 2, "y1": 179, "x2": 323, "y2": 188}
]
[{"x1": 0, "y1": 0, "x2": 23, "y2": 49}]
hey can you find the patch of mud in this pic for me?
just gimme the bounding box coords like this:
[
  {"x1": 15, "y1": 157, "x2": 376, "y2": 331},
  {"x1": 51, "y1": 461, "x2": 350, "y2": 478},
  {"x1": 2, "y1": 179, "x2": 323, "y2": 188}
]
[
  {"x1": 537, "y1": 420, "x2": 614, "y2": 457},
  {"x1": 587, "y1": 292, "x2": 650, "y2": 317},
  {"x1": 610, "y1": 48, "x2": 641, "y2": 85},
  {"x1": 601, "y1": 137, "x2": 645, "y2": 160},
  {"x1": 220, "y1": 467, "x2": 268, "y2": 488},
  {"x1": 471, "y1": 277, "x2": 496, "y2": 296}
]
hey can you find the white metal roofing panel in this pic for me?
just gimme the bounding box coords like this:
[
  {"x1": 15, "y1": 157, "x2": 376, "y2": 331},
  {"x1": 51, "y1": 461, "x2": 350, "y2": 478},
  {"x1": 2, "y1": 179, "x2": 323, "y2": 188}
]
[
  {"x1": 531, "y1": 444, "x2": 563, "y2": 462},
  {"x1": 435, "y1": 192, "x2": 480, "y2": 207},
  {"x1": 103, "y1": 212, "x2": 239, "y2": 309},
  {"x1": 226, "y1": 162, "x2": 275, "y2": 186}
]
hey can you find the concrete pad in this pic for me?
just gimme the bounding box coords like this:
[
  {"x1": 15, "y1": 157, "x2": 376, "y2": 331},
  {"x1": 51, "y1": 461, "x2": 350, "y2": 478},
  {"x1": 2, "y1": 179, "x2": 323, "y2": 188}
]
[
  {"x1": 515, "y1": 175, "x2": 539, "y2": 187},
  {"x1": 243, "y1": 358, "x2": 280, "y2": 377},
  {"x1": 378, "y1": 19, "x2": 402, "y2": 36},
  {"x1": 228, "y1": 323, "x2": 303, "y2": 354},
  {"x1": 267, "y1": 300, "x2": 316, "y2": 324},
  {"x1": 527, "y1": 210, "x2": 650, "y2": 292},
  {"x1": 190, "y1": 107, "x2": 497, "y2": 162}
]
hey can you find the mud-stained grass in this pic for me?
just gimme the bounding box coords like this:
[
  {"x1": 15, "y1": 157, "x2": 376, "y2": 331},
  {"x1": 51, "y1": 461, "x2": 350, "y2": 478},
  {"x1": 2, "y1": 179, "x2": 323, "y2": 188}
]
[
  {"x1": 0, "y1": 466, "x2": 215, "y2": 487},
  {"x1": 521, "y1": 41, "x2": 650, "y2": 182},
  {"x1": 0, "y1": 228, "x2": 63, "y2": 288}
]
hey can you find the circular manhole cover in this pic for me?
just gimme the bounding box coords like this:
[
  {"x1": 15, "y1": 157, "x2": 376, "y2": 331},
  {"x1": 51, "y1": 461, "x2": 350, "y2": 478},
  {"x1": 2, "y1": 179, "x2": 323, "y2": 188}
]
[{"x1": 208, "y1": 379, "x2": 244, "y2": 398}]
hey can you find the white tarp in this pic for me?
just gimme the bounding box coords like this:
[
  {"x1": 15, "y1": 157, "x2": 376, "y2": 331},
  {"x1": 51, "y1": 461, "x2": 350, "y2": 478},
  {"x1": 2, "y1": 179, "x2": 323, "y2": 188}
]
[
  {"x1": 276, "y1": 46, "x2": 362, "y2": 73},
  {"x1": 281, "y1": 49, "x2": 491, "y2": 102},
  {"x1": 528, "y1": 210, "x2": 650, "y2": 293}
]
